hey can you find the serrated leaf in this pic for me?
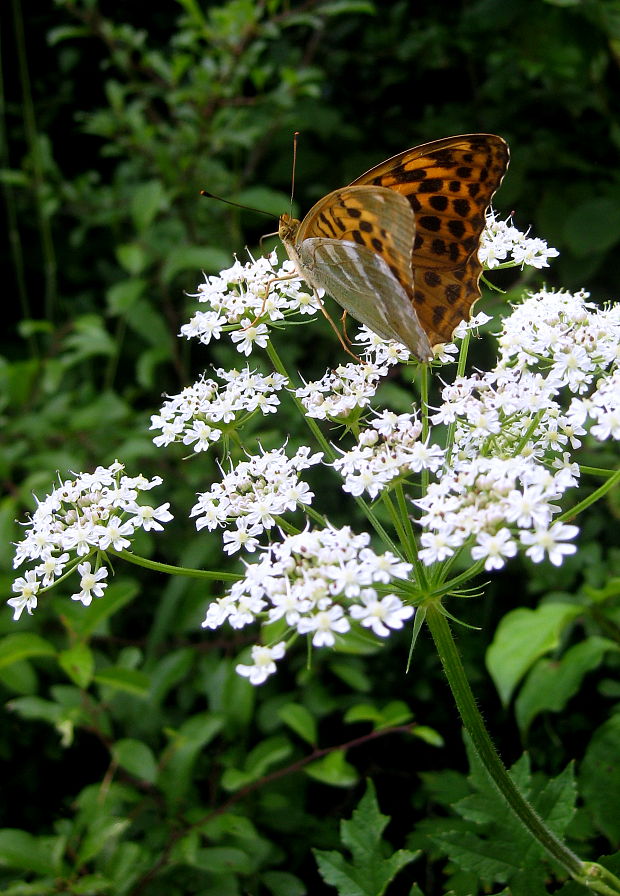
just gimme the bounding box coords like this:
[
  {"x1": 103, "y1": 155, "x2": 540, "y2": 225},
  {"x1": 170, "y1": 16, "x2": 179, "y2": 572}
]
[
  {"x1": 580, "y1": 714, "x2": 620, "y2": 844},
  {"x1": 314, "y1": 781, "x2": 418, "y2": 896},
  {"x1": 431, "y1": 733, "x2": 578, "y2": 889},
  {"x1": 486, "y1": 603, "x2": 582, "y2": 705}
]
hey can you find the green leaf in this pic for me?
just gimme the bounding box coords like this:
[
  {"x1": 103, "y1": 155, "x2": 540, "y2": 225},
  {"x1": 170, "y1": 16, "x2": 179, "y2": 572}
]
[
  {"x1": 69, "y1": 874, "x2": 114, "y2": 894},
  {"x1": 429, "y1": 733, "x2": 577, "y2": 889},
  {"x1": 131, "y1": 180, "x2": 167, "y2": 232},
  {"x1": 0, "y1": 633, "x2": 56, "y2": 669},
  {"x1": 94, "y1": 667, "x2": 150, "y2": 696},
  {"x1": 222, "y1": 736, "x2": 293, "y2": 790},
  {"x1": 0, "y1": 658, "x2": 38, "y2": 696},
  {"x1": 515, "y1": 637, "x2": 618, "y2": 733},
  {"x1": 161, "y1": 245, "x2": 232, "y2": 284},
  {"x1": 76, "y1": 817, "x2": 131, "y2": 865},
  {"x1": 62, "y1": 315, "x2": 116, "y2": 364},
  {"x1": 0, "y1": 829, "x2": 65, "y2": 876},
  {"x1": 6, "y1": 695, "x2": 63, "y2": 725},
  {"x1": 412, "y1": 726, "x2": 444, "y2": 747},
  {"x1": 106, "y1": 276, "x2": 147, "y2": 313},
  {"x1": 157, "y1": 713, "x2": 224, "y2": 801},
  {"x1": 58, "y1": 642, "x2": 94, "y2": 688},
  {"x1": 64, "y1": 580, "x2": 139, "y2": 638},
  {"x1": 0, "y1": 495, "x2": 18, "y2": 568},
  {"x1": 304, "y1": 750, "x2": 358, "y2": 788},
  {"x1": 314, "y1": 780, "x2": 418, "y2": 896},
  {"x1": 344, "y1": 700, "x2": 413, "y2": 730},
  {"x1": 582, "y1": 577, "x2": 620, "y2": 603},
  {"x1": 261, "y1": 869, "x2": 307, "y2": 896},
  {"x1": 580, "y1": 714, "x2": 620, "y2": 844},
  {"x1": 112, "y1": 739, "x2": 157, "y2": 784},
  {"x1": 486, "y1": 603, "x2": 582, "y2": 705},
  {"x1": 563, "y1": 196, "x2": 620, "y2": 256},
  {"x1": 115, "y1": 244, "x2": 147, "y2": 276},
  {"x1": 278, "y1": 702, "x2": 317, "y2": 745},
  {"x1": 190, "y1": 846, "x2": 254, "y2": 874}
]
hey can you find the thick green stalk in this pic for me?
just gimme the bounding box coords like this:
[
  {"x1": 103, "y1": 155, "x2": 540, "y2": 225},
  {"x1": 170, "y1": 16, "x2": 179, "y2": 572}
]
[{"x1": 424, "y1": 601, "x2": 620, "y2": 894}]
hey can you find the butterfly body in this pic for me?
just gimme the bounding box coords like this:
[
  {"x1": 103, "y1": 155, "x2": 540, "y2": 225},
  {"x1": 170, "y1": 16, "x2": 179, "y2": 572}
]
[{"x1": 279, "y1": 134, "x2": 509, "y2": 362}]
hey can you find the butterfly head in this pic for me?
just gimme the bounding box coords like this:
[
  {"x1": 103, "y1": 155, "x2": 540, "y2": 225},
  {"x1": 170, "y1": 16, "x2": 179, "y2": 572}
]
[{"x1": 278, "y1": 213, "x2": 300, "y2": 246}]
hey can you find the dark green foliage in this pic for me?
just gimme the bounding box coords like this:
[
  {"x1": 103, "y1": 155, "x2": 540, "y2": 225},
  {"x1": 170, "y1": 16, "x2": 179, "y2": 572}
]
[
  {"x1": 314, "y1": 780, "x2": 419, "y2": 895},
  {"x1": 2, "y1": 1, "x2": 620, "y2": 894},
  {"x1": 411, "y1": 734, "x2": 578, "y2": 895}
]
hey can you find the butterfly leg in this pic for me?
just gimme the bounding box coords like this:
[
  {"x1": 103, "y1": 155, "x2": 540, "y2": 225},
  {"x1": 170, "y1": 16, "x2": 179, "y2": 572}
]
[
  {"x1": 242, "y1": 272, "x2": 298, "y2": 330},
  {"x1": 315, "y1": 297, "x2": 362, "y2": 363},
  {"x1": 340, "y1": 309, "x2": 353, "y2": 346}
]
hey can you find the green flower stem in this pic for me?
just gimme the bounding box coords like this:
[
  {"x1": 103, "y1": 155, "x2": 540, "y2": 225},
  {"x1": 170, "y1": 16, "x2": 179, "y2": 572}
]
[
  {"x1": 424, "y1": 602, "x2": 588, "y2": 881},
  {"x1": 108, "y1": 549, "x2": 241, "y2": 581},
  {"x1": 419, "y1": 364, "x2": 430, "y2": 496},
  {"x1": 426, "y1": 601, "x2": 620, "y2": 894},
  {"x1": 265, "y1": 338, "x2": 402, "y2": 558},
  {"x1": 579, "y1": 465, "x2": 618, "y2": 479},
  {"x1": 442, "y1": 331, "x2": 469, "y2": 466},
  {"x1": 560, "y1": 469, "x2": 620, "y2": 522}
]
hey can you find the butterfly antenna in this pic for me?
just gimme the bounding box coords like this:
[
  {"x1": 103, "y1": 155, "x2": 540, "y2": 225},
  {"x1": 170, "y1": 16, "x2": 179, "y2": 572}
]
[
  {"x1": 290, "y1": 131, "x2": 300, "y2": 215},
  {"x1": 200, "y1": 190, "x2": 273, "y2": 218}
]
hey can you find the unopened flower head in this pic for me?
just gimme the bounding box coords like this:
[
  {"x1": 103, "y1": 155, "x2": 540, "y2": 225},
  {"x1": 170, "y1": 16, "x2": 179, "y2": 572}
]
[
  {"x1": 9, "y1": 462, "x2": 172, "y2": 619},
  {"x1": 203, "y1": 525, "x2": 414, "y2": 685}
]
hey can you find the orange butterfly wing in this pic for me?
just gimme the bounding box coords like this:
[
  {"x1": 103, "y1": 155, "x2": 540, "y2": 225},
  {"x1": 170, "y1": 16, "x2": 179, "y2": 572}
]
[{"x1": 350, "y1": 134, "x2": 509, "y2": 347}]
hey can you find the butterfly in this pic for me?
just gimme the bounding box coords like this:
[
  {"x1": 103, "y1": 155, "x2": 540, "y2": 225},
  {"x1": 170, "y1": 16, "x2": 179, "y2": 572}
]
[{"x1": 279, "y1": 134, "x2": 509, "y2": 362}]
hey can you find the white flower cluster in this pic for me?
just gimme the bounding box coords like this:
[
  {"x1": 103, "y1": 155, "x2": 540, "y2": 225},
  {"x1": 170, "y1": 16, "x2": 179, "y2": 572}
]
[
  {"x1": 580, "y1": 367, "x2": 620, "y2": 441},
  {"x1": 479, "y1": 210, "x2": 560, "y2": 270},
  {"x1": 150, "y1": 367, "x2": 289, "y2": 452},
  {"x1": 10, "y1": 462, "x2": 173, "y2": 619},
  {"x1": 414, "y1": 288, "x2": 620, "y2": 571},
  {"x1": 334, "y1": 411, "x2": 445, "y2": 499},
  {"x1": 203, "y1": 526, "x2": 414, "y2": 685},
  {"x1": 497, "y1": 288, "x2": 620, "y2": 382},
  {"x1": 181, "y1": 251, "x2": 322, "y2": 355},
  {"x1": 190, "y1": 446, "x2": 323, "y2": 554},
  {"x1": 294, "y1": 360, "x2": 390, "y2": 420},
  {"x1": 416, "y1": 456, "x2": 579, "y2": 570}
]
